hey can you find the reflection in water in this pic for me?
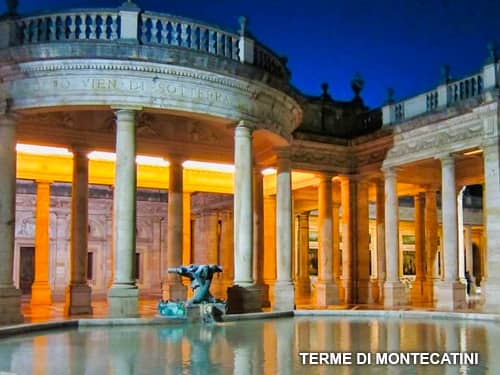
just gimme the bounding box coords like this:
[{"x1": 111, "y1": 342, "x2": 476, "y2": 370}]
[{"x1": 0, "y1": 317, "x2": 497, "y2": 374}]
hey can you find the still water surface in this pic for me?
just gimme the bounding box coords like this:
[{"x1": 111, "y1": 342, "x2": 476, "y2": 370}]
[{"x1": 0, "y1": 317, "x2": 498, "y2": 374}]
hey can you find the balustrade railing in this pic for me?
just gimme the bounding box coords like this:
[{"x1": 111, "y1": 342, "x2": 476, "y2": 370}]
[
  {"x1": 383, "y1": 69, "x2": 492, "y2": 125},
  {"x1": 1, "y1": 6, "x2": 288, "y2": 80},
  {"x1": 139, "y1": 12, "x2": 239, "y2": 61},
  {"x1": 17, "y1": 10, "x2": 119, "y2": 43}
]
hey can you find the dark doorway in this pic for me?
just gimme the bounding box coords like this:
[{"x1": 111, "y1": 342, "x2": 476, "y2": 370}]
[{"x1": 20, "y1": 246, "x2": 35, "y2": 294}]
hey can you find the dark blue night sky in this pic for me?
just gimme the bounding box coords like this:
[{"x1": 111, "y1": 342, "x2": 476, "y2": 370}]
[{"x1": 2, "y1": 0, "x2": 499, "y2": 108}]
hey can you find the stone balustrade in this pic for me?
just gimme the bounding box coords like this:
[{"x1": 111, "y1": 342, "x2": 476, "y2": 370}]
[
  {"x1": 383, "y1": 62, "x2": 496, "y2": 125},
  {"x1": 139, "y1": 12, "x2": 240, "y2": 61},
  {"x1": 0, "y1": 5, "x2": 289, "y2": 81}
]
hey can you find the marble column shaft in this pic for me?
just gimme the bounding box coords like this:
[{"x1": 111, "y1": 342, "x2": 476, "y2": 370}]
[
  {"x1": 65, "y1": 147, "x2": 92, "y2": 315},
  {"x1": 296, "y1": 212, "x2": 310, "y2": 298},
  {"x1": 356, "y1": 180, "x2": 371, "y2": 303},
  {"x1": 253, "y1": 167, "x2": 264, "y2": 285},
  {"x1": 482, "y1": 139, "x2": 500, "y2": 311},
  {"x1": 411, "y1": 193, "x2": 425, "y2": 304},
  {"x1": 31, "y1": 180, "x2": 52, "y2": 305},
  {"x1": 315, "y1": 174, "x2": 339, "y2": 305},
  {"x1": 340, "y1": 177, "x2": 354, "y2": 303},
  {"x1": 437, "y1": 155, "x2": 465, "y2": 309},
  {"x1": 376, "y1": 179, "x2": 386, "y2": 302},
  {"x1": 108, "y1": 108, "x2": 139, "y2": 317},
  {"x1": 457, "y1": 187, "x2": 466, "y2": 282},
  {"x1": 233, "y1": 123, "x2": 254, "y2": 286},
  {"x1": 0, "y1": 113, "x2": 23, "y2": 324},
  {"x1": 273, "y1": 153, "x2": 295, "y2": 311},
  {"x1": 441, "y1": 156, "x2": 459, "y2": 283},
  {"x1": 332, "y1": 181, "x2": 341, "y2": 283},
  {"x1": 163, "y1": 159, "x2": 187, "y2": 300},
  {"x1": 383, "y1": 168, "x2": 406, "y2": 306}
]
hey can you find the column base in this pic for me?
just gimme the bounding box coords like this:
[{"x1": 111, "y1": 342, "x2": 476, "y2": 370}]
[
  {"x1": 161, "y1": 281, "x2": 187, "y2": 302},
  {"x1": 254, "y1": 283, "x2": 271, "y2": 308},
  {"x1": 313, "y1": 281, "x2": 339, "y2": 306},
  {"x1": 64, "y1": 284, "x2": 93, "y2": 315},
  {"x1": 480, "y1": 280, "x2": 500, "y2": 312},
  {"x1": 383, "y1": 281, "x2": 407, "y2": 307},
  {"x1": 272, "y1": 281, "x2": 295, "y2": 311},
  {"x1": 377, "y1": 280, "x2": 385, "y2": 303},
  {"x1": 411, "y1": 278, "x2": 425, "y2": 305},
  {"x1": 436, "y1": 281, "x2": 466, "y2": 310},
  {"x1": 226, "y1": 285, "x2": 262, "y2": 314},
  {"x1": 31, "y1": 281, "x2": 52, "y2": 305},
  {"x1": 422, "y1": 280, "x2": 435, "y2": 303},
  {"x1": 108, "y1": 286, "x2": 139, "y2": 317},
  {"x1": 295, "y1": 278, "x2": 311, "y2": 301},
  {"x1": 341, "y1": 278, "x2": 353, "y2": 304},
  {"x1": 0, "y1": 286, "x2": 24, "y2": 325},
  {"x1": 356, "y1": 279, "x2": 373, "y2": 304}
]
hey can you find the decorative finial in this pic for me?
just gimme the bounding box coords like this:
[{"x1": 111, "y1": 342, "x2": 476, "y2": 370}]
[
  {"x1": 238, "y1": 16, "x2": 248, "y2": 37},
  {"x1": 350, "y1": 72, "x2": 364, "y2": 98},
  {"x1": 487, "y1": 41, "x2": 498, "y2": 64},
  {"x1": 440, "y1": 64, "x2": 451, "y2": 84},
  {"x1": 5, "y1": 0, "x2": 18, "y2": 16},
  {"x1": 385, "y1": 88, "x2": 394, "y2": 104},
  {"x1": 321, "y1": 82, "x2": 330, "y2": 98}
]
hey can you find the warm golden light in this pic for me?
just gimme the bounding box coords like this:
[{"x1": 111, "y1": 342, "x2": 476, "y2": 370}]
[
  {"x1": 87, "y1": 151, "x2": 170, "y2": 166},
  {"x1": 16, "y1": 143, "x2": 73, "y2": 156},
  {"x1": 262, "y1": 167, "x2": 276, "y2": 175},
  {"x1": 182, "y1": 160, "x2": 234, "y2": 173},
  {"x1": 463, "y1": 149, "x2": 483, "y2": 156}
]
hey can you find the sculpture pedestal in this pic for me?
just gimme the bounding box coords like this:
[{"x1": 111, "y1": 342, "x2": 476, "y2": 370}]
[{"x1": 226, "y1": 285, "x2": 262, "y2": 314}]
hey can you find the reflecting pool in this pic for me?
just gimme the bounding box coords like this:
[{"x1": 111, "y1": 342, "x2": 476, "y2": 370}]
[{"x1": 0, "y1": 317, "x2": 498, "y2": 374}]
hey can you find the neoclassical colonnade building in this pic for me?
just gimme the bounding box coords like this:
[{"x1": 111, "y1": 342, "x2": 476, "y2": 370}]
[{"x1": 0, "y1": 1, "x2": 499, "y2": 323}]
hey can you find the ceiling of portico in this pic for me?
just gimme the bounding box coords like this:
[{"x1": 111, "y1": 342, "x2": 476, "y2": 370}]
[{"x1": 16, "y1": 108, "x2": 287, "y2": 165}]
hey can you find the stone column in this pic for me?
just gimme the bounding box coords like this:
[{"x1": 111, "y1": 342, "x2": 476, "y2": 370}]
[
  {"x1": 273, "y1": 151, "x2": 295, "y2": 311},
  {"x1": 383, "y1": 168, "x2": 406, "y2": 307},
  {"x1": 411, "y1": 193, "x2": 425, "y2": 304},
  {"x1": 31, "y1": 180, "x2": 52, "y2": 305},
  {"x1": 108, "y1": 108, "x2": 139, "y2": 317},
  {"x1": 332, "y1": 181, "x2": 341, "y2": 284},
  {"x1": 253, "y1": 166, "x2": 269, "y2": 306},
  {"x1": 295, "y1": 212, "x2": 311, "y2": 300},
  {"x1": 65, "y1": 146, "x2": 92, "y2": 315},
  {"x1": 423, "y1": 188, "x2": 439, "y2": 303},
  {"x1": 436, "y1": 155, "x2": 465, "y2": 309},
  {"x1": 482, "y1": 139, "x2": 500, "y2": 311},
  {"x1": 162, "y1": 158, "x2": 187, "y2": 301},
  {"x1": 464, "y1": 225, "x2": 474, "y2": 283},
  {"x1": 340, "y1": 177, "x2": 354, "y2": 303},
  {"x1": 375, "y1": 179, "x2": 386, "y2": 303},
  {"x1": 182, "y1": 193, "x2": 191, "y2": 266},
  {"x1": 457, "y1": 187, "x2": 468, "y2": 286},
  {"x1": 263, "y1": 196, "x2": 276, "y2": 300},
  {"x1": 314, "y1": 174, "x2": 339, "y2": 305},
  {"x1": 355, "y1": 180, "x2": 372, "y2": 303},
  {"x1": 0, "y1": 112, "x2": 23, "y2": 324},
  {"x1": 227, "y1": 121, "x2": 261, "y2": 313},
  {"x1": 220, "y1": 210, "x2": 234, "y2": 294}
]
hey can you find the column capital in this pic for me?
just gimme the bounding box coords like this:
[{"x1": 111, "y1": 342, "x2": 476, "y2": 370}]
[
  {"x1": 235, "y1": 120, "x2": 256, "y2": 131},
  {"x1": 481, "y1": 138, "x2": 499, "y2": 151},
  {"x1": 70, "y1": 143, "x2": 92, "y2": 155},
  {"x1": 113, "y1": 107, "x2": 141, "y2": 122},
  {"x1": 436, "y1": 153, "x2": 455, "y2": 166},
  {"x1": 166, "y1": 154, "x2": 184, "y2": 165},
  {"x1": 35, "y1": 179, "x2": 52, "y2": 186},
  {"x1": 316, "y1": 172, "x2": 334, "y2": 182},
  {"x1": 381, "y1": 167, "x2": 398, "y2": 178}
]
